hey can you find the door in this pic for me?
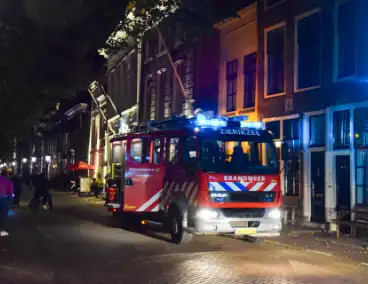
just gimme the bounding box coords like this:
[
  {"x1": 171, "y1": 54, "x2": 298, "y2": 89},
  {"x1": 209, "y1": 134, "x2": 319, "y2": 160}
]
[
  {"x1": 335, "y1": 155, "x2": 351, "y2": 212},
  {"x1": 123, "y1": 138, "x2": 164, "y2": 213},
  {"x1": 310, "y1": 152, "x2": 325, "y2": 222}
]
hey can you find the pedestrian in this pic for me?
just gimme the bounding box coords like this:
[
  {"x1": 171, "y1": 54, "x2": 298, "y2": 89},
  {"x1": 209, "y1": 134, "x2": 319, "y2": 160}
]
[
  {"x1": 91, "y1": 178, "x2": 99, "y2": 197},
  {"x1": 41, "y1": 179, "x2": 53, "y2": 211},
  {"x1": 0, "y1": 169, "x2": 14, "y2": 237},
  {"x1": 10, "y1": 172, "x2": 22, "y2": 209},
  {"x1": 32, "y1": 173, "x2": 53, "y2": 211}
]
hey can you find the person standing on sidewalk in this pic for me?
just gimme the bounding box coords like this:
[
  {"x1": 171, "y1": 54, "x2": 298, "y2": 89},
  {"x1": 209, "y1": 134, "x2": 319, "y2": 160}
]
[
  {"x1": 0, "y1": 170, "x2": 14, "y2": 237},
  {"x1": 41, "y1": 174, "x2": 53, "y2": 211},
  {"x1": 10, "y1": 172, "x2": 22, "y2": 209}
]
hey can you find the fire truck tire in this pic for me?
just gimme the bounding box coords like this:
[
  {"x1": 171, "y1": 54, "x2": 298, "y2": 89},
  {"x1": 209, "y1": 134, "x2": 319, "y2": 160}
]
[{"x1": 169, "y1": 210, "x2": 193, "y2": 245}]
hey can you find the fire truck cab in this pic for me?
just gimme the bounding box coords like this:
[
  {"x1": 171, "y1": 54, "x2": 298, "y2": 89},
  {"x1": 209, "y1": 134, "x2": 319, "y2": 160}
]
[{"x1": 108, "y1": 113, "x2": 282, "y2": 244}]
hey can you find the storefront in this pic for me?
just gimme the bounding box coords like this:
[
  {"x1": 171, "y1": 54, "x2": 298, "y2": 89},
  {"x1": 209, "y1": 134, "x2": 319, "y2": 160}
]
[{"x1": 322, "y1": 101, "x2": 368, "y2": 227}]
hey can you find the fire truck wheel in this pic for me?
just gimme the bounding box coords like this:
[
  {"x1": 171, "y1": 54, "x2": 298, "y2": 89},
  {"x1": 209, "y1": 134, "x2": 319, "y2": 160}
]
[
  {"x1": 170, "y1": 211, "x2": 193, "y2": 245},
  {"x1": 243, "y1": 236, "x2": 264, "y2": 244}
]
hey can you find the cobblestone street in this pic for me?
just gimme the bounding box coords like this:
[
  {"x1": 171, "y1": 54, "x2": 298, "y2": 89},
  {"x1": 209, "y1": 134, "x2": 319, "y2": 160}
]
[{"x1": 1, "y1": 191, "x2": 368, "y2": 284}]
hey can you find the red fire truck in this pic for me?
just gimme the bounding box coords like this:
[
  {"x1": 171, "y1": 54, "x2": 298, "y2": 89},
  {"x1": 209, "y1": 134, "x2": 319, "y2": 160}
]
[{"x1": 106, "y1": 113, "x2": 282, "y2": 244}]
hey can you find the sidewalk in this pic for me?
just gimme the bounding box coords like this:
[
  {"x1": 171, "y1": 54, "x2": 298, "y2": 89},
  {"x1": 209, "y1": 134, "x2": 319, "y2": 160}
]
[
  {"x1": 266, "y1": 226, "x2": 368, "y2": 266},
  {"x1": 69, "y1": 193, "x2": 105, "y2": 205}
]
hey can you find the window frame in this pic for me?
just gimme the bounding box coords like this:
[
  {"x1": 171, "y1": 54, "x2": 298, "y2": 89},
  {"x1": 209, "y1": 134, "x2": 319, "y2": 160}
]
[
  {"x1": 226, "y1": 60, "x2": 238, "y2": 112},
  {"x1": 172, "y1": 60, "x2": 185, "y2": 115},
  {"x1": 264, "y1": 22, "x2": 287, "y2": 98},
  {"x1": 243, "y1": 52, "x2": 257, "y2": 109},
  {"x1": 333, "y1": 109, "x2": 351, "y2": 150},
  {"x1": 333, "y1": 0, "x2": 357, "y2": 82},
  {"x1": 165, "y1": 137, "x2": 181, "y2": 165},
  {"x1": 151, "y1": 137, "x2": 163, "y2": 165},
  {"x1": 145, "y1": 76, "x2": 156, "y2": 121},
  {"x1": 294, "y1": 9, "x2": 322, "y2": 93},
  {"x1": 129, "y1": 138, "x2": 150, "y2": 164},
  {"x1": 356, "y1": 149, "x2": 368, "y2": 205},
  {"x1": 264, "y1": 0, "x2": 287, "y2": 10},
  {"x1": 156, "y1": 69, "x2": 167, "y2": 120},
  {"x1": 309, "y1": 114, "x2": 326, "y2": 148},
  {"x1": 183, "y1": 136, "x2": 199, "y2": 168}
]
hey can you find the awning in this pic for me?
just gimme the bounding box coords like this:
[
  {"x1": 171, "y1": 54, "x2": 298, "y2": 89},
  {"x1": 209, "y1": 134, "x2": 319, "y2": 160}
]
[{"x1": 66, "y1": 161, "x2": 95, "y2": 171}]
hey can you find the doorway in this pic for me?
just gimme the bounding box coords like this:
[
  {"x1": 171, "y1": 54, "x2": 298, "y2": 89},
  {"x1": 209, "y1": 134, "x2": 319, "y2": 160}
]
[
  {"x1": 335, "y1": 155, "x2": 351, "y2": 211},
  {"x1": 310, "y1": 152, "x2": 325, "y2": 222}
]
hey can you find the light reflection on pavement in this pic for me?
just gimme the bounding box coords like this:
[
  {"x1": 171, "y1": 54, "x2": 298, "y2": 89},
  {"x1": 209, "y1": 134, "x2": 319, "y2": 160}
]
[{"x1": 0, "y1": 192, "x2": 367, "y2": 284}]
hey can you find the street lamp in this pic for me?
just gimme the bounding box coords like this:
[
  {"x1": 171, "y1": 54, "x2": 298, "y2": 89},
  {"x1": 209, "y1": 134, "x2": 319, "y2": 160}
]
[
  {"x1": 22, "y1": 158, "x2": 27, "y2": 163},
  {"x1": 45, "y1": 155, "x2": 51, "y2": 163},
  {"x1": 12, "y1": 161, "x2": 16, "y2": 166},
  {"x1": 31, "y1": 157, "x2": 36, "y2": 163}
]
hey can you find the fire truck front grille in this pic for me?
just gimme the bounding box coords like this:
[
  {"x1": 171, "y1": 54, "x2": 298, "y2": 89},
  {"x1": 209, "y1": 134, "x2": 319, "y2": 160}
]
[
  {"x1": 229, "y1": 221, "x2": 260, "y2": 228},
  {"x1": 221, "y1": 208, "x2": 265, "y2": 218},
  {"x1": 228, "y1": 192, "x2": 276, "y2": 203}
]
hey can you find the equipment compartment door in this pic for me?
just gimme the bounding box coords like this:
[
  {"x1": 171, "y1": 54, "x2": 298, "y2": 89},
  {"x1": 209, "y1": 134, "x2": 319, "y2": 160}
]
[{"x1": 123, "y1": 138, "x2": 164, "y2": 212}]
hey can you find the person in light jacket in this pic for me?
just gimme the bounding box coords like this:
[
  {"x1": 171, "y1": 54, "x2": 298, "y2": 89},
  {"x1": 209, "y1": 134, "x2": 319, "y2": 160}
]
[{"x1": 0, "y1": 170, "x2": 14, "y2": 237}]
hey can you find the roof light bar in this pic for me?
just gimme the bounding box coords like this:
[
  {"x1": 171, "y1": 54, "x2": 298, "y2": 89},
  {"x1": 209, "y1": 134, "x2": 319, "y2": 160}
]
[
  {"x1": 240, "y1": 121, "x2": 265, "y2": 129},
  {"x1": 228, "y1": 115, "x2": 248, "y2": 122},
  {"x1": 194, "y1": 113, "x2": 227, "y2": 128}
]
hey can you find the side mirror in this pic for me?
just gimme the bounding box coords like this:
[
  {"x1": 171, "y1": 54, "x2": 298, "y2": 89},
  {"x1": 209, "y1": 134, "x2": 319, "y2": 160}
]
[{"x1": 281, "y1": 141, "x2": 289, "y2": 161}]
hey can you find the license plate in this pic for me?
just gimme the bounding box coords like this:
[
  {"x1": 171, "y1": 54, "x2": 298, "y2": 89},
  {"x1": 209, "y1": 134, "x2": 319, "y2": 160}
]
[{"x1": 235, "y1": 228, "x2": 256, "y2": 235}]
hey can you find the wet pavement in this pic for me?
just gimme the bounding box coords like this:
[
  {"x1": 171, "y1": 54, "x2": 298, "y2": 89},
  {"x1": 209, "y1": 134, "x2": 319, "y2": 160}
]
[{"x1": 1, "y1": 191, "x2": 368, "y2": 284}]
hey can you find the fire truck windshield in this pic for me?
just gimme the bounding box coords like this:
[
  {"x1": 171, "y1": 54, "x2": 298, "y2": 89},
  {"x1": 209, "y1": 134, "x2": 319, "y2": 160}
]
[{"x1": 200, "y1": 138, "x2": 278, "y2": 174}]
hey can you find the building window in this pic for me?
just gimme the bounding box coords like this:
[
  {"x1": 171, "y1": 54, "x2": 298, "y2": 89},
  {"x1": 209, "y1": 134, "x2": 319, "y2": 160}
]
[
  {"x1": 333, "y1": 110, "x2": 350, "y2": 150},
  {"x1": 354, "y1": 107, "x2": 368, "y2": 148},
  {"x1": 283, "y1": 119, "x2": 299, "y2": 140},
  {"x1": 283, "y1": 119, "x2": 300, "y2": 196},
  {"x1": 265, "y1": 121, "x2": 281, "y2": 161},
  {"x1": 336, "y1": 0, "x2": 356, "y2": 79},
  {"x1": 226, "y1": 60, "x2": 238, "y2": 112},
  {"x1": 309, "y1": 114, "x2": 325, "y2": 147},
  {"x1": 356, "y1": 149, "x2": 368, "y2": 205},
  {"x1": 265, "y1": 121, "x2": 281, "y2": 140},
  {"x1": 172, "y1": 62, "x2": 185, "y2": 114},
  {"x1": 147, "y1": 78, "x2": 156, "y2": 121},
  {"x1": 295, "y1": 11, "x2": 321, "y2": 90},
  {"x1": 243, "y1": 53, "x2": 257, "y2": 108},
  {"x1": 157, "y1": 71, "x2": 168, "y2": 119},
  {"x1": 145, "y1": 39, "x2": 151, "y2": 60},
  {"x1": 265, "y1": 25, "x2": 286, "y2": 96},
  {"x1": 265, "y1": 0, "x2": 284, "y2": 9},
  {"x1": 145, "y1": 37, "x2": 156, "y2": 60},
  {"x1": 355, "y1": 107, "x2": 368, "y2": 204},
  {"x1": 158, "y1": 29, "x2": 166, "y2": 53}
]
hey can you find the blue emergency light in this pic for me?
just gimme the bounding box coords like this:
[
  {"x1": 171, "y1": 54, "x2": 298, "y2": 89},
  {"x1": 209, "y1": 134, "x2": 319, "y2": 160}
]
[
  {"x1": 228, "y1": 115, "x2": 248, "y2": 122},
  {"x1": 194, "y1": 113, "x2": 227, "y2": 128},
  {"x1": 240, "y1": 121, "x2": 265, "y2": 129}
]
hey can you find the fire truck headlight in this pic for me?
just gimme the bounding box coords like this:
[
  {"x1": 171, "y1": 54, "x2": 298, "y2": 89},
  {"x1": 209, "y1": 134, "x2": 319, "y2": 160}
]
[
  {"x1": 268, "y1": 208, "x2": 281, "y2": 219},
  {"x1": 196, "y1": 208, "x2": 219, "y2": 220}
]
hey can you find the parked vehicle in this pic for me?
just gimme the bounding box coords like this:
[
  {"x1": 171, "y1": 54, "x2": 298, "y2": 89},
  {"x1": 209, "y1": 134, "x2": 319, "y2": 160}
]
[{"x1": 107, "y1": 113, "x2": 282, "y2": 244}]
